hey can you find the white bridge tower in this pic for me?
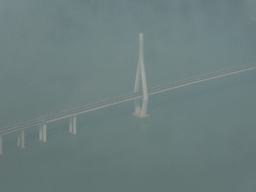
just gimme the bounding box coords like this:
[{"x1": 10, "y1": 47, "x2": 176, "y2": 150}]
[{"x1": 133, "y1": 33, "x2": 149, "y2": 118}]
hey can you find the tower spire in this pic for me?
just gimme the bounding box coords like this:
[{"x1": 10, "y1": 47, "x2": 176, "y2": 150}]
[{"x1": 133, "y1": 33, "x2": 149, "y2": 118}]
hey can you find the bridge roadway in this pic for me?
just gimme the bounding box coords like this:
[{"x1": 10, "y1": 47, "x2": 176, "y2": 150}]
[{"x1": 1, "y1": 62, "x2": 256, "y2": 136}]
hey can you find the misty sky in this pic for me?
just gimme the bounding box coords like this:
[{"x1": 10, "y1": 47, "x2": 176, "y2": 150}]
[
  {"x1": 1, "y1": 0, "x2": 256, "y2": 126},
  {"x1": 1, "y1": 1, "x2": 256, "y2": 191}
]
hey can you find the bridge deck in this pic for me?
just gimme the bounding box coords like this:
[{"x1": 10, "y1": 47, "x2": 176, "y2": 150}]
[{"x1": 1, "y1": 62, "x2": 256, "y2": 136}]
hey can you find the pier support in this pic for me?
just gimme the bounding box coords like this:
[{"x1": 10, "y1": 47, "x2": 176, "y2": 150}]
[
  {"x1": 39, "y1": 123, "x2": 47, "y2": 142},
  {"x1": 0, "y1": 137, "x2": 2, "y2": 155},
  {"x1": 39, "y1": 125, "x2": 42, "y2": 141},
  {"x1": 21, "y1": 130, "x2": 25, "y2": 148},
  {"x1": 17, "y1": 130, "x2": 25, "y2": 148},
  {"x1": 69, "y1": 116, "x2": 77, "y2": 134},
  {"x1": 133, "y1": 33, "x2": 149, "y2": 118}
]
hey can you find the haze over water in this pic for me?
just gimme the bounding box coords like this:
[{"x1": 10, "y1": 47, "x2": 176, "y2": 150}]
[{"x1": 1, "y1": 1, "x2": 256, "y2": 191}]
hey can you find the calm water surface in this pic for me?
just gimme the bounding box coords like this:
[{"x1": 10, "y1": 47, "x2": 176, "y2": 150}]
[{"x1": 1, "y1": 74, "x2": 256, "y2": 192}]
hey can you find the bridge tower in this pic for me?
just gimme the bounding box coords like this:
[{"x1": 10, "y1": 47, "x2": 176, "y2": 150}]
[{"x1": 133, "y1": 33, "x2": 149, "y2": 118}]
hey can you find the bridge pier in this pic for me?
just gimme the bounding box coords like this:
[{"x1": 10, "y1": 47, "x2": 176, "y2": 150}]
[
  {"x1": 21, "y1": 130, "x2": 25, "y2": 148},
  {"x1": 133, "y1": 33, "x2": 149, "y2": 118},
  {"x1": 17, "y1": 130, "x2": 25, "y2": 148},
  {"x1": 0, "y1": 137, "x2": 2, "y2": 155},
  {"x1": 17, "y1": 136, "x2": 20, "y2": 147},
  {"x1": 39, "y1": 123, "x2": 47, "y2": 142},
  {"x1": 69, "y1": 116, "x2": 76, "y2": 134}
]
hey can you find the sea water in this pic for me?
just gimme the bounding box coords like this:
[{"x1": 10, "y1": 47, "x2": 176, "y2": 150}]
[{"x1": 0, "y1": 73, "x2": 256, "y2": 192}]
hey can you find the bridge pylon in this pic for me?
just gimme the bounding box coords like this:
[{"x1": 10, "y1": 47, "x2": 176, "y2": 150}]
[{"x1": 133, "y1": 33, "x2": 149, "y2": 118}]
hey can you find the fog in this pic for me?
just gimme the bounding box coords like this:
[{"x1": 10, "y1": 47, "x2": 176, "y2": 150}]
[
  {"x1": 1, "y1": 0, "x2": 255, "y2": 125},
  {"x1": 1, "y1": 0, "x2": 256, "y2": 191}
]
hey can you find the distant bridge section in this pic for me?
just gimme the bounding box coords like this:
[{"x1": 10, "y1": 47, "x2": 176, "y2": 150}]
[
  {"x1": 1, "y1": 32, "x2": 256, "y2": 155},
  {"x1": 1, "y1": 61, "x2": 256, "y2": 137}
]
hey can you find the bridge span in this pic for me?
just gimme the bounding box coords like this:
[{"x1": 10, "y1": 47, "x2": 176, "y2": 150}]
[{"x1": 1, "y1": 33, "x2": 256, "y2": 155}]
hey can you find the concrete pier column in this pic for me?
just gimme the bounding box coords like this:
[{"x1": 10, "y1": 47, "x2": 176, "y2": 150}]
[
  {"x1": 21, "y1": 130, "x2": 25, "y2": 148},
  {"x1": 69, "y1": 117, "x2": 73, "y2": 133},
  {"x1": 69, "y1": 116, "x2": 77, "y2": 134},
  {"x1": 140, "y1": 98, "x2": 148, "y2": 116},
  {"x1": 0, "y1": 137, "x2": 2, "y2": 155},
  {"x1": 39, "y1": 123, "x2": 46, "y2": 142},
  {"x1": 39, "y1": 125, "x2": 43, "y2": 141},
  {"x1": 72, "y1": 116, "x2": 76, "y2": 135},
  {"x1": 42, "y1": 123, "x2": 47, "y2": 142}
]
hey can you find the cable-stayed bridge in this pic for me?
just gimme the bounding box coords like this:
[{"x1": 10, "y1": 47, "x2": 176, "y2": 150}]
[{"x1": 1, "y1": 33, "x2": 256, "y2": 154}]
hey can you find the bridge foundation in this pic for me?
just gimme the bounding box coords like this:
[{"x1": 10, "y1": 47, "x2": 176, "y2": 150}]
[
  {"x1": 39, "y1": 123, "x2": 47, "y2": 142},
  {"x1": 133, "y1": 33, "x2": 149, "y2": 118},
  {"x1": 69, "y1": 116, "x2": 76, "y2": 134}
]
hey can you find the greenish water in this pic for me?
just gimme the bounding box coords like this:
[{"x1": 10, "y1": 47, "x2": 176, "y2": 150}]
[
  {"x1": 1, "y1": 73, "x2": 256, "y2": 192},
  {"x1": 1, "y1": 1, "x2": 256, "y2": 191}
]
